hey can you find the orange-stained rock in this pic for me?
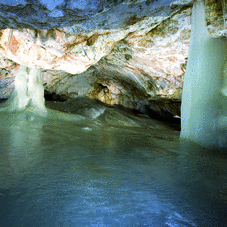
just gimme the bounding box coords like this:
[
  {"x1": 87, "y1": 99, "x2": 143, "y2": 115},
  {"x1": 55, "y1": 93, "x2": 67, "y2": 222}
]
[{"x1": 9, "y1": 36, "x2": 20, "y2": 55}]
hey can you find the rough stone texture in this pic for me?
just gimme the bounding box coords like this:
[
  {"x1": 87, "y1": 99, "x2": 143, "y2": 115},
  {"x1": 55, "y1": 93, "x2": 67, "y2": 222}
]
[
  {"x1": 0, "y1": 0, "x2": 191, "y2": 30},
  {"x1": 0, "y1": 60, "x2": 17, "y2": 98},
  {"x1": 0, "y1": 0, "x2": 226, "y2": 123}
]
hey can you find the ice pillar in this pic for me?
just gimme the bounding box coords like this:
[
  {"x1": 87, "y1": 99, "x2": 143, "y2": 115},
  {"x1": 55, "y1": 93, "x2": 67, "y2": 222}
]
[
  {"x1": 180, "y1": 0, "x2": 227, "y2": 148},
  {"x1": 1, "y1": 65, "x2": 46, "y2": 113},
  {"x1": 27, "y1": 68, "x2": 45, "y2": 110},
  {"x1": 13, "y1": 64, "x2": 30, "y2": 109}
]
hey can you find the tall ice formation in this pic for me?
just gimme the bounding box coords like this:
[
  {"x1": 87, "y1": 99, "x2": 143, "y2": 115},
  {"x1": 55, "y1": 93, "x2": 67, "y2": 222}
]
[
  {"x1": 0, "y1": 65, "x2": 46, "y2": 113},
  {"x1": 180, "y1": 0, "x2": 227, "y2": 149}
]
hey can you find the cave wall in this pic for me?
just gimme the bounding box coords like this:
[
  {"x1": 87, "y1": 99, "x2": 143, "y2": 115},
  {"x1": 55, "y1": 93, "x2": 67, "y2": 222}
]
[{"x1": 0, "y1": 0, "x2": 226, "y2": 121}]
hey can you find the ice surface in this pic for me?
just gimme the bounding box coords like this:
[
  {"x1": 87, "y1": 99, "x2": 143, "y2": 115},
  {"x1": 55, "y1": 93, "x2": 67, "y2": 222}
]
[
  {"x1": 0, "y1": 108, "x2": 226, "y2": 226},
  {"x1": 180, "y1": 0, "x2": 227, "y2": 149}
]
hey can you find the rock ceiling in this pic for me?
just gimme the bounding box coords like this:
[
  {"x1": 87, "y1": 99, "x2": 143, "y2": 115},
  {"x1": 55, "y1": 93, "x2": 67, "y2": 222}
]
[{"x1": 0, "y1": 0, "x2": 226, "y2": 119}]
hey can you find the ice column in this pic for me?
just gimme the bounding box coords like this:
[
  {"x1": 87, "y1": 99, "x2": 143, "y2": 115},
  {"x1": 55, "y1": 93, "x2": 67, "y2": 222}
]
[
  {"x1": 12, "y1": 64, "x2": 30, "y2": 109},
  {"x1": 180, "y1": 0, "x2": 227, "y2": 148},
  {"x1": 27, "y1": 67, "x2": 45, "y2": 110},
  {"x1": 1, "y1": 65, "x2": 46, "y2": 113}
]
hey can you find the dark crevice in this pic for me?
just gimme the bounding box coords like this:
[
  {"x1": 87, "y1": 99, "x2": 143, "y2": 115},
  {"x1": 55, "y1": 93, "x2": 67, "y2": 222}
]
[
  {"x1": 0, "y1": 98, "x2": 7, "y2": 103},
  {"x1": 44, "y1": 90, "x2": 68, "y2": 102}
]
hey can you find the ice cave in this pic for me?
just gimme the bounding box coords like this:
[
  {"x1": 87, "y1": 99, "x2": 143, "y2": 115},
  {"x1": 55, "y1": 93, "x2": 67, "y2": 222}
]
[{"x1": 0, "y1": 0, "x2": 227, "y2": 226}]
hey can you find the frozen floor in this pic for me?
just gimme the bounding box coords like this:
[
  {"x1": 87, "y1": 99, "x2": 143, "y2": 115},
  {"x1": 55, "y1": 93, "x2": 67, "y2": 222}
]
[{"x1": 0, "y1": 108, "x2": 226, "y2": 227}]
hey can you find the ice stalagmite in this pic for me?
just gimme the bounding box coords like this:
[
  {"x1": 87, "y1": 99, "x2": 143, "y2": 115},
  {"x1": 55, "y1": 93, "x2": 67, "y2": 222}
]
[
  {"x1": 180, "y1": 0, "x2": 227, "y2": 149},
  {"x1": 12, "y1": 64, "x2": 30, "y2": 109},
  {"x1": 0, "y1": 65, "x2": 46, "y2": 114},
  {"x1": 27, "y1": 67, "x2": 46, "y2": 111},
  {"x1": 0, "y1": 64, "x2": 85, "y2": 121}
]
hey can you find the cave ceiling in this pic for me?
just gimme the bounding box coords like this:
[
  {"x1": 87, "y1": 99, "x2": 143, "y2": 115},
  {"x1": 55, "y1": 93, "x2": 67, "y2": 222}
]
[{"x1": 0, "y1": 0, "x2": 191, "y2": 30}]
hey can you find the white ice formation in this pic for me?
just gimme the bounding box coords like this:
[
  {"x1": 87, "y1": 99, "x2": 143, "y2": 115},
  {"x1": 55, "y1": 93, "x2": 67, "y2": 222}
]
[
  {"x1": 180, "y1": 0, "x2": 227, "y2": 149},
  {"x1": 0, "y1": 65, "x2": 46, "y2": 114}
]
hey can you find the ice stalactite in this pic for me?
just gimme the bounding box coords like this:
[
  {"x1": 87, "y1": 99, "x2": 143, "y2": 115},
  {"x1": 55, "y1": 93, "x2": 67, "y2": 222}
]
[
  {"x1": 180, "y1": 0, "x2": 227, "y2": 149},
  {"x1": 0, "y1": 65, "x2": 46, "y2": 114}
]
